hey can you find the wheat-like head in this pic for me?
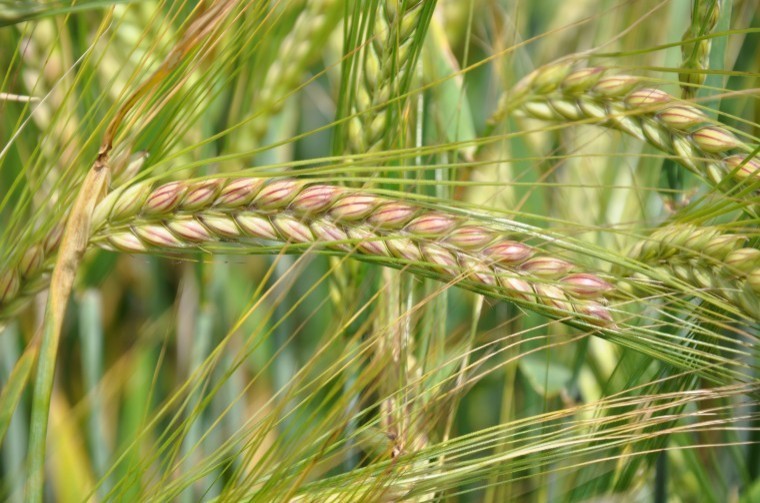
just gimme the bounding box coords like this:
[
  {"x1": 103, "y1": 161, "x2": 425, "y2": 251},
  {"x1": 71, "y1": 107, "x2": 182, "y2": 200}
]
[
  {"x1": 489, "y1": 64, "x2": 758, "y2": 204},
  {"x1": 84, "y1": 176, "x2": 618, "y2": 328}
]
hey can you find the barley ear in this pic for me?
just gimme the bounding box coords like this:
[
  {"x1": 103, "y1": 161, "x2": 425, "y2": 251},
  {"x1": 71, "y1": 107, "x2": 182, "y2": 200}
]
[
  {"x1": 490, "y1": 64, "x2": 758, "y2": 201},
  {"x1": 93, "y1": 176, "x2": 619, "y2": 329},
  {"x1": 679, "y1": 0, "x2": 721, "y2": 99}
]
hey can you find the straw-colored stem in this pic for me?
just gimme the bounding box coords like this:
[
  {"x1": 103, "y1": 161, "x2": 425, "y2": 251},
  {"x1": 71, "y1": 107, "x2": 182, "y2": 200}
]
[{"x1": 26, "y1": 162, "x2": 110, "y2": 503}]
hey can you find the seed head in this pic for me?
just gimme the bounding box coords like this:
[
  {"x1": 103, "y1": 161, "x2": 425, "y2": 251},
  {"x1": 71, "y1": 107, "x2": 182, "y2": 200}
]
[
  {"x1": 290, "y1": 184, "x2": 343, "y2": 214},
  {"x1": 625, "y1": 88, "x2": 671, "y2": 108},
  {"x1": 330, "y1": 194, "x2": 382, "y2": 221},
  {"x1": 562, "y1": 67, "x2": 606, "y2": 93},
  {"x1": 19, "y1": 244, "x2": 44, "y2": 277},
  {"x1": 201, "y1": 214, "x2": 241, "y2": 238},
  {"x1": 723, "y1": 155, "x2": 760, "y2": 182},
  {"x1": 702, "y1": 234, "x2": 747, "y2": 260},
  {"x1": 725, "y1": 248, "x2": 760, "y2": 274},
  {"x1": 576, "y1": 96, "x2": 607, "y2": 120},
  {"x1": 254, "y1": 179, "x2": 303, "y2": 209},
  {"x1": 534, "y1": 283, "x2": 571, "y2": 312},
  {"x1": 682, "y1": 229, "x2": 719, "y2": 252},
  {"x1": 747, "y1": 269, "x2": 760, "y2": 294},
  {"x1": 43, "y1": 223, "x2": 65, "y2": 255},
  {"x1": 446, "y1": 226, "x2": 494, "y2": 249},
  {"x1": 460, "y1": 255, "x2": 496, "y2": 286},
  {"x1": 368, "y1": 202, "x2": 417, "y2": 229},
  {"x1": 182, "y1": 179, "x2": 224, "y2": 210},
  {"x1": 108, "y1": 232, "x2": 147, "y2": 253},
  {"x1": 107, "y1": 181, "x2": 152, "y2": 221},
  {"x1": 386, "y1": 237, "x2": 423, "y2": 262},
  {"x1": 531, "y1": 62, "x2": 573, "y2": 93},
  {"x1": 135, "y1": 224, "x2": 184, "y2": 248},
  {"x1": 348, "y1": 226, "x2": 388, "y2": 256},
  {"x1": 641, "y1": 119, "x2": 671, "y2": 151},
  {"x1": 236, "y1": 213, "x2": 278, "y2": 240},
  {"x1": 0, "y1": 270, "x2": 20, "y2": 304},
  {"x1": 550, "y1": 98, "x2": 583, "y2": 120},
  {"x1": 484, "y1": 241, "x2": 534, "y2": 265},
  {"x1": 499, "y1": 275, "x2": 535, "y2": 302},
  {"x1": 422, "y1": 244, "x2": 460, "y2": 276},
  {"x1": 406, "y1": 213, "x2": 458, "y2": 236},
  {"x1": 689, "y1": 267, "x2": 713, "y2": 290},
  {"x1": 167, "y1": 217, "x2": 212, "y2": 242},
  {"x1": 273, "y1": 215, "x2": 314, "y2": 243},
  {"x1": 523, "y1": 101, "x2": 557, "y2": 121},
  {"x1": 593, "y1": 75, "x2": 641, "y2": 97},
  {"x1": 112, "y1": 151, "x2": 149, "y2": 185},
  {"x1": 577, "y1": 302, "x2": 615, "y2": 326},
  {"x1": 310, "y1": 220, "x2": 351, "y2": 251}
]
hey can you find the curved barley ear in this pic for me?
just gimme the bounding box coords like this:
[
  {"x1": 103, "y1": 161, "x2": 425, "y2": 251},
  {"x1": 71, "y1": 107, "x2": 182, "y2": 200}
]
[
  {"x1": 1, "y1": 174, "x2": 622, "y2": 329},
  {"x1": 83, "y1": 176, "x2": 619, "y2": 329},
  {"x1": 620, "y1": 224, "x2": 759, "y2": 320},
  {"x1": 488, "y1": 64, "x2": 759, "y2": 206}
]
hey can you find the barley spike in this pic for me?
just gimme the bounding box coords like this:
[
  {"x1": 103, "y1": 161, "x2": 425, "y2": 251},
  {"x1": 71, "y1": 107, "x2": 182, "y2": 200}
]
[
  {"x1": 347, "y1": 1, "x2": 428, "y2": 155},
  {"x1": 679, "y1": 0, "x2": 721, "y2": 99},
  {"x1": 621, "y1": 223, "x2": 759, "y2": 319},
  {"x1": 489, "y1": 64, "x2": 759, "y2": 198},
  {"x1": 88, "y1": 176, "x2": 618, "y2": 328}
]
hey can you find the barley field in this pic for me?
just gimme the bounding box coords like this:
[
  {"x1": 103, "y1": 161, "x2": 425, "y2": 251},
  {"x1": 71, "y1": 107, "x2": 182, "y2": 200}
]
[{"x1": 1, "y1": 0, "x2": 759, "y2": 501}]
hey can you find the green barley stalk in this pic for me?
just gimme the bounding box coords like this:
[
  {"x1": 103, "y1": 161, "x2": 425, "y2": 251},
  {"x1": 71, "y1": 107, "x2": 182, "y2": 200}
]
[
  {"x1": 488, "y1": 64, "x2": 759, "y2": 198},
  {"x1": 85, "y1": 176, "x2": 617, "y2": 328}
]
